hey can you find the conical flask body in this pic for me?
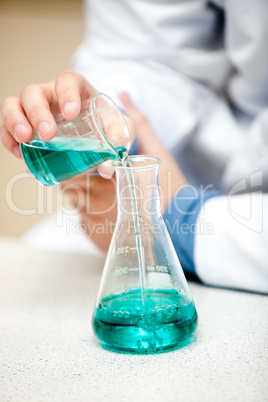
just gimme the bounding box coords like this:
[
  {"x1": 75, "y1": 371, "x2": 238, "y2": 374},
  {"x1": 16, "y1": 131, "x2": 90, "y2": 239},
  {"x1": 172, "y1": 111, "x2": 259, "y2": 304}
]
[{"x1": 92, "y1": 156, "x2": 198, "y2": 353}]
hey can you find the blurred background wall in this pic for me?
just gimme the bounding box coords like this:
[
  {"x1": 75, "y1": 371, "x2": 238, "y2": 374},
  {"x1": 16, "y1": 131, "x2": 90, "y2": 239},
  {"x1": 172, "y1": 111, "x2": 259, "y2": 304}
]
[{"x1": 0, "y1": 0, "x2": 83, "y2": 237}]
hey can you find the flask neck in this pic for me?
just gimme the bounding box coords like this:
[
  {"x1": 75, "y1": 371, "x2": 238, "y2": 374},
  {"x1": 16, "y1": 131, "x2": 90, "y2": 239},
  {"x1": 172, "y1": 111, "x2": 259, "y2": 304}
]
[{"x1": 114, "y1": 156, "x2": 162, "y2": 219}]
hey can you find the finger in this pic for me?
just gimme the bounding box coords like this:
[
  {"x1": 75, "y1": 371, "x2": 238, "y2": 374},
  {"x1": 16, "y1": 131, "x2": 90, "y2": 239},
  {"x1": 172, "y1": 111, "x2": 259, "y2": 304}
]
[
  {"x1": 59, "y1": 170, "x2": 102, "y2": 192},
  {"x1": 0, "y1": 124, "x2": 22, "y2": 158},
  {"x1": 20, "y1": 83, "x2": 57, "y2": 142},
  {"x1": 1, "y1": 96, "x2": 33, "y2": 143},
  {"x1": 97, "y1": 161, "x2": 115, "y2": 179},
  {"x1": 60, "y1": 172, "x2": 113, "y2": 198},
  {"x1": 54, "y1": 70, "x2": 97, "y2": 121}
]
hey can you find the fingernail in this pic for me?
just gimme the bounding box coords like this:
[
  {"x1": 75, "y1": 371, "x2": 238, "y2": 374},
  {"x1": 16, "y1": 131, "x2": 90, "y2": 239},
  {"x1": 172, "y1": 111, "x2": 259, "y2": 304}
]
[
  {"x1": 100, "y1": 172, "x2": 113, "y2": 179},
  {"x1": 38, "y1": 121, "x2": 51, "y2": 138},
  {"x1": 98, "y1": 161, "x2": 114, "y2": 179},
  {"x1": 14, "y1": 124, "x2": 28, "y2": 141},
  {"x1": 14, "y1": 144, "x2": 21, "y2": 158},
  {"x1": 63, "y1": 102, "x2": 75, "y2": 115}
]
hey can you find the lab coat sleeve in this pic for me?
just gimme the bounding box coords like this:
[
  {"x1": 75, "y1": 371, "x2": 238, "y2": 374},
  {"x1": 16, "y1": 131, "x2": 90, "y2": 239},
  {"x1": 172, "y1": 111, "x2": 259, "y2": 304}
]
[
  {"x1": 164, "y1": 188, "x2": 268, "y2": 294},
  {"x1": 164, "y1": 187, "x2": 221, "y2": 276},
  {"x1": 195, "y1": 193, "x2": 268, "y2": 293},
  {"x1": 225, "y1": 0, "x2": 268, "y2": 116}
]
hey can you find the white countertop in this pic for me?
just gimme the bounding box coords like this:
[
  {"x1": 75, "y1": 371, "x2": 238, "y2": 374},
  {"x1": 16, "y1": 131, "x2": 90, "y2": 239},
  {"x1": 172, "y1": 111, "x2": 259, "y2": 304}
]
[{"x1": 0, "y1": 238, "x2": 267, "y2": 402}]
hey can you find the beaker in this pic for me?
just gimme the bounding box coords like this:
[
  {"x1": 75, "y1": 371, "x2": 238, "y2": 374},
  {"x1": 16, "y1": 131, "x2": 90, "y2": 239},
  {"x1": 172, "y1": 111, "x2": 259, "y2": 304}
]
[
  {"x1": 92, "y1": 156, "x2": 198, "y2": 354},
  {"x1": 20, "y1": 93, "x2": 130, "y2": 186}
]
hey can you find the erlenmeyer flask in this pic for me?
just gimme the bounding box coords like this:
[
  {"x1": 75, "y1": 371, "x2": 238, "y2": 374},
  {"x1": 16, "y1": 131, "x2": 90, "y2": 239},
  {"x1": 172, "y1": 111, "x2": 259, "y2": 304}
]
[{"x1": 92, "y1": 156, "x2": 198, "y2": 354}]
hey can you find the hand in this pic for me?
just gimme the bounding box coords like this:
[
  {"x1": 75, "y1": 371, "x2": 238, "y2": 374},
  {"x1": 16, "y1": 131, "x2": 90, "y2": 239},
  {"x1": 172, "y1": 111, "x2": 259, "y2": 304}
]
[
  {"x1": 63, "y1": 94, "x2": 187, "y2": 252},
  {"x1": 0, "y1": 70, "x2": 97, "y2": 159},
  {"x1": 61, "y1": 172, "x2": 117, "y2": 252},
  {"x1": 0, "y1": 70, "x2": 134, "y2": 178}
]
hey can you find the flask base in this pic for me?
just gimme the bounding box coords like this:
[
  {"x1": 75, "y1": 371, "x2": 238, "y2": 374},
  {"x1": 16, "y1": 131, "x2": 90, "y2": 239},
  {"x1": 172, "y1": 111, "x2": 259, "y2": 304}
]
[{"x1": 92, "y1": 288, "x2": 198, "y2": 354}]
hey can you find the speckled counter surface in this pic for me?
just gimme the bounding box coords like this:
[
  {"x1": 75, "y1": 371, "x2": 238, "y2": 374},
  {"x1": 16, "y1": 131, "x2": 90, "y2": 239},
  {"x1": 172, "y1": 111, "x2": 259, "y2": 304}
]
[{"x1": 0, "y1": 238, "x2": 267, "y2": 402}]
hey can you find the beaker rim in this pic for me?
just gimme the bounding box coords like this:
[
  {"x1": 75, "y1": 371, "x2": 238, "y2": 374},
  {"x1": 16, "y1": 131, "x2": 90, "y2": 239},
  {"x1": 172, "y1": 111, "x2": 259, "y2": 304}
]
[
  {"x1": 92, "y1": 92, "x2": 131, "y2": 153},
  {"x1": 112, "y1": 155, "x2": 162, "y2": 170}
]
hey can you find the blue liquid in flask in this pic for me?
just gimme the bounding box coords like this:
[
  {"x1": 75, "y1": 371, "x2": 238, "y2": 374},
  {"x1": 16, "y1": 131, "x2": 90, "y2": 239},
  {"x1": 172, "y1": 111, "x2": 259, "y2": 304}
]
[{"x1": 93, "y1": 288, "x2": 198, "y2": 354}]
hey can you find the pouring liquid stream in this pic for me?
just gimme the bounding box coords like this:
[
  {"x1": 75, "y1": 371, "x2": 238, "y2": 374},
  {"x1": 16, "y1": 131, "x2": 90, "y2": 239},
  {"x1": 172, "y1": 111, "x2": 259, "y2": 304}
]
[{"x1": 119, "y1": 150, "x2": 147, "y2": 306}]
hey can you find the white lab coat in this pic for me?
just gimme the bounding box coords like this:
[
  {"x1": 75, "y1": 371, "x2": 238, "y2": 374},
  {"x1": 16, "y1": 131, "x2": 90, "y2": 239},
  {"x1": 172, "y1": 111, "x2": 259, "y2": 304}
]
[
  {"x1": 24, "y1": 0, "x2": 268, "y2": 292},
  {"x1": 72, "y1": 0, "x2": 268, "y2": 190}
]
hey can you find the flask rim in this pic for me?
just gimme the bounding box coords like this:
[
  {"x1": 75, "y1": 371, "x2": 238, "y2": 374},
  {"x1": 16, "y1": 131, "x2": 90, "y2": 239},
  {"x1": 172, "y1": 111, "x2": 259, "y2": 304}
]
[{"x1": 112, "y1": 155, "x2": 162, "y2": 171}]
